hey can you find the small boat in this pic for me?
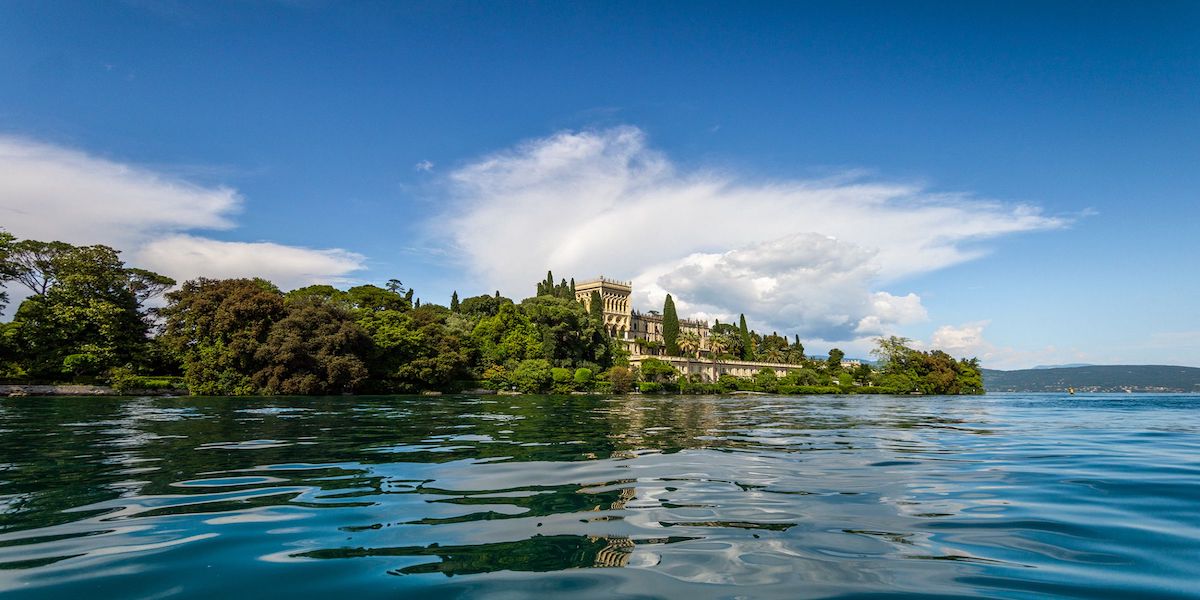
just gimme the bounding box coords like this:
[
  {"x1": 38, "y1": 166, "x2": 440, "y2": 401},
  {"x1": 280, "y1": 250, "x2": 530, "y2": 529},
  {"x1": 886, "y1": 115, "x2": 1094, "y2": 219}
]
[{"x1": 1068, "y1": 387, "x2": 1075, "y2": 395}]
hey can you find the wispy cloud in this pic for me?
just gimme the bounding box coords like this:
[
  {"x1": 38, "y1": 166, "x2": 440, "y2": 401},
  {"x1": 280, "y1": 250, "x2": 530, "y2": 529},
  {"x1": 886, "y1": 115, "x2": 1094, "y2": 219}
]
[
  {"x1": 0, "y1": 135, "x2": 365, "y2": 294},
  {"x1": 432, "y1": 125, "x2": 1066, "y2": 341}
]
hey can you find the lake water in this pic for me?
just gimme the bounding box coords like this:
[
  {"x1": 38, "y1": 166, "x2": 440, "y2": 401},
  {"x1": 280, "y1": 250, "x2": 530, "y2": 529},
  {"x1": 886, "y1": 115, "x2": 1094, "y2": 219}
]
[{"x1": 0, "y1": 393, "x2": 1197, "y2": 599}]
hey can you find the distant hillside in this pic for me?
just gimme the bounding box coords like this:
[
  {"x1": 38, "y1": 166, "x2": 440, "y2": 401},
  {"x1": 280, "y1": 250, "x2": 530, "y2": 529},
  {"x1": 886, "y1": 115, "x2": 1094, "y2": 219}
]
[{"x1": 983, "y1": 365, "x2": 1200, "y2": 393}]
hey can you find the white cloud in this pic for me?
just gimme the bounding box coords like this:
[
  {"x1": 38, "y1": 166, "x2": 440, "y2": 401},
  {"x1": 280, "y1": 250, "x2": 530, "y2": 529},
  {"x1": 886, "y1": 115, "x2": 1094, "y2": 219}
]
[
  {"x1": 0, "y1": 135, "x2": 365, "y2": 297},
  {"x1": 136, "y1": 235, "x2": 366, "y2": 290},
  {"x1": 415, "y1": 160, "x2": 434, "y2": 172},
  {"x1": 434, "y1": 125, "x2": 1065, "y2": 340},
  {"x1": 919, "y1": 321, "x2": 1085, "y2": 370}
]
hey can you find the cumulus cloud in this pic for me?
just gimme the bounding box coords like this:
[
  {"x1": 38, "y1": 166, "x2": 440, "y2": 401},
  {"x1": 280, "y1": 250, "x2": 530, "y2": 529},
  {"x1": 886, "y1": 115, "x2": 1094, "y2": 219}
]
[
  {"x1": 136, "y1": 235, "x2": 366, "y2": 290},
  {"x1": 0, "y1": 135, "x2": 364, "y2": 294},
  {"x1": 919, "y1": 321, "x2": 1088, "y2": 370},
  {"x1": 435, "y1": 126, "x2": 1065, "y2": 340}
]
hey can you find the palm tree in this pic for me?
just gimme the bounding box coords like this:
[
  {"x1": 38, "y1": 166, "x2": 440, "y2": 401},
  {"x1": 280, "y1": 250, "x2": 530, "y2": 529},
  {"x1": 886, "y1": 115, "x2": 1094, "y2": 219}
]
[
  {"x1": 678, "y1": 331, "x2": 701, "y2": 359},
  {"x1": 707, "y1": 333, "x2": 731, "y2": 382},
  {"x1": 762, "y1": 347, "x2": 785, "y2": 364}
]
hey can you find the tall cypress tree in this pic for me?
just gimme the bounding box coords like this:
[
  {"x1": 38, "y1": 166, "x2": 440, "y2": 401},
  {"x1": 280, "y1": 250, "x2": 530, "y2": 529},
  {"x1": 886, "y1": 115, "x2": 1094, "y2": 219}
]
[
  {"x1": 589, "y1": 290, "x2": 604, "y2": 326},
  {"x1": 450, "y1": 291, "x2": 460, "y2": 312},
  {"x1": 738, "y1": 314, "x2": 753, "y2": 360},
  {"x1": 663, "y1": 294, "x2": 680, "y2": 356}
]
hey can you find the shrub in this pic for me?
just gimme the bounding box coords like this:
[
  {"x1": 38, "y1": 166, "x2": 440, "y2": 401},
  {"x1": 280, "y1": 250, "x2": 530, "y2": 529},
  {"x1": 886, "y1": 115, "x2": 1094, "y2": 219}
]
[
  {"x1": 638, "y1": 381, "x2": 663, "y2": 394},
  {"x1": 607, "y1": 366, "x2": 634, "y2": 393},
  {"x1": 551, "y1": 367, "x2": 574, "y2": 393},
  {"x1": 512, "y1": 359, "x2": 553, "y2": 393},
  {"x1": 717, "y1": 374, "x2": 740, "y2": 393},
  {"x1": 573, "y1": 367, "x2": 594, "y2": 389}
]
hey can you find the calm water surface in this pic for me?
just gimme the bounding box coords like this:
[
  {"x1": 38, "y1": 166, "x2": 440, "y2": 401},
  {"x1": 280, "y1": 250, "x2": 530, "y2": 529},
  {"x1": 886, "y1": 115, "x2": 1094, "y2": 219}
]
[{"x1": 0, "y1": 393, "x2": 1197, "y2": 599}]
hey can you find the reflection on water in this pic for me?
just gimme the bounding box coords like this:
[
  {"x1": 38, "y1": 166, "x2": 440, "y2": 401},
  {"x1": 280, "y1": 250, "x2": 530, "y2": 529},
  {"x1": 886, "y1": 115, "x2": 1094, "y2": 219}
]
[{"x1": 1, "y1": 394, "x2": 1199, "y2": 598}]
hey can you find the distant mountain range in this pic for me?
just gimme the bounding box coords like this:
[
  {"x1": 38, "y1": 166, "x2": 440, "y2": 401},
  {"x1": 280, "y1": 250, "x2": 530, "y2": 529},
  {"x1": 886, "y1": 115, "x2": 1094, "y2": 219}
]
[{"x1": 982, "y1": 365, "x2": 1200, "y2": 393}]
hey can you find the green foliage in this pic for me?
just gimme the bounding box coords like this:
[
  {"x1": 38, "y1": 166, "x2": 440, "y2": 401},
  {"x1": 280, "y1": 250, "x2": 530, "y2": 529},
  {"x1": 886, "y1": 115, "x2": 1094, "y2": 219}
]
[
  {"x1": 520, "y1": 295, "x2": 611, "y2": 368},
  {"x1": 108, "y1": 366, "x2": 184, "y2": 393},
  {"x1": 450, "y1": 291, "x2": 460, "y2": 312},
  {"x1": 160, "y1": 278, "x2": 285, "y2": 395},
  {"x1": 827, "y1": 348, "x2": 845, "y2": 372},
  {"x1": 253, "y1": 300, "x2": 371, "y2": 394},
  {"x1": 710, "y1": 323, "x2": 743, "y2": 357},
  {"x1": 512, "y1": 359, "x2": 553, "y2": 393},
  {"x1": 717, "y1": 374, "x2": 740, "y2": 393},
  {"x1": 638, "y1": 358, "x2": 677, "y2": 383},
  {"x1": 0, "y1": 230, "x2": 14, "y2": 312},
  {"x1": 472, "y1": 302, "x2": 543, "y2": 370},
  {"x1": 662, "y1": 294, "x2": 680, "y2": 356},
  {"x1": 535, "y1": 270, "x2": 574, "y2": 299},
  {"x1": 588, "y1": 290, "x2": 604, "y2": 325},
  {"x1": 738, "y1": 314, "x2": 753, "y2": 360},
  {"x1": 755, "y1": 368, "x2": 779, "y2": 392},
  {"x1": 871, "y1": 336, "x2": 984, "y2": 394},
  {"x1": 286, "y1": 284, "x2": 346, "y2": 305},
  {"x1": 550, "y1": 367, "x2": 576, "y2": 393},
  {"x1": 5, "y1": 240, "x2": 167, "y2": 379},
  {"x1": 638, "y1": 381, "x2": 663, "y2": 394},
  {"x1": 573, "y1": 367, "x2": 594, "y2": 388},
  {"x1": 459, "y1": 293, "x2": 508, "y2": 318},
  {"x1": 606, "y1": 366, "x2": 633, "y2": 393},
  {"x1": 371, "y1": 305, "x2": 472, "y2": 393}
]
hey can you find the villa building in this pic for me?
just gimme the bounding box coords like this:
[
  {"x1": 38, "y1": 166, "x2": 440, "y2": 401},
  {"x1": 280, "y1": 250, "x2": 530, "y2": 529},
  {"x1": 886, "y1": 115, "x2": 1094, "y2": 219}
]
[
  {"x1": 575, "y1": 275, "x2": 824, "y2": 381},
  {"x1": 574, "y1": 276, "x2": 710, "y2": 355}
]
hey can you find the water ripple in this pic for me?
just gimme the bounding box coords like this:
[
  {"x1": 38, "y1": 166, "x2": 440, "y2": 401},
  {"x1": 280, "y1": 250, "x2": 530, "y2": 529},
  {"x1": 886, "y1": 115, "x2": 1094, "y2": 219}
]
[{"x1": 0, "y1": 393, "x2": 1197, "y2": 598}]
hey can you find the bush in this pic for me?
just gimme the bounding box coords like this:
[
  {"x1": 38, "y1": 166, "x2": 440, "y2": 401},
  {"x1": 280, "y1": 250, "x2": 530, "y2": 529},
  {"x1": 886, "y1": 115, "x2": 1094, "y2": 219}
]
[
  {"x1": 777, "y1": 384, "x2": 843, "y2": 395},
  {"x1": 755, "y1": 368, "x2": 779, "y2": 393},
  {"x1": 573, "y1": 368, "x2": 594, "y2": 389},
  {"x1": 717, "y1": 374, "x2": 740, "y2": 393},
  {"x1": 638, "y1": 381, "x2": 663, "y2": 394},
  {"x1": 606, "y1": 366, "x2": 634, "y2": 393},
  {"x1": 512, "y1": 359, "x2": 553, "y2": 393},
  {"x1": 551, "y1": 367, "x2": 574, "y2": 393},
  {"x1": 639, "y1": 358, "x2": 677, "y2": 383}
]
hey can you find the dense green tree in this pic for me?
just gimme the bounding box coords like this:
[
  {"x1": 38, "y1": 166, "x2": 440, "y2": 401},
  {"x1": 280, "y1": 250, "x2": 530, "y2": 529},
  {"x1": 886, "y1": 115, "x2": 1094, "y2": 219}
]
[
  {"x1": 738, "y1": 314, "x2": 753, "y2": 360},
  {"x1": 160, "y1": 278, "x2": 285, "y2": 395},
  {"x1": 588, "y1": 290, "x2": 604, "y2": 325},
  {"x1": 871, "y1": 336, "x2": 983, "y2": 394},
  {"x1": 573, "y1": 367, "x2": 594, "y2": 389},
  {"x1": 285, "y1": 284, "x2": 347, "y2": 305},
  {"x1": 472, "y1": 302, "x2": 543, "y2": 370},
  {"x1": 638, "y1": 358, "x2": 677, "y2": 383},
  {"x1": 512, "y1": 358, "x2": 553, "y2": 393},
  {"x1": 677, "y1": 330, "x2": 701, "y2": 358},
  {"x1": 7, "y1": 242, "x2": 169, "y2": 378},
  {"x1": 827, "y1": 348, "x2": 845, "y2": 372},
  {"x1": 450, "y1": 291, "x2": 460, "y2": 312},
  {"x1": 606, "y1": 366, "x2": 633, "y2": 393},
  {"x1": 253, "y1": 300, "x2": 370, "y2": 394},
  {"x1": 520, "y1": 295, "x2": 611, "y2": 368},
  {"x1": 459, "y1": 293, "x2": 509, "y2": 318},
  {"x1": 755, "y1": 368, "x2": 779, "y2": 392},
  {"x1": 710, "y1": 323, "x2": 744, "y2": 357},
  {"x1": 662, "y1": 294, "x2": 680, "y2": 356},
  {"x1": 361, "y1": 304, "x2": 472, "y2": 392}
]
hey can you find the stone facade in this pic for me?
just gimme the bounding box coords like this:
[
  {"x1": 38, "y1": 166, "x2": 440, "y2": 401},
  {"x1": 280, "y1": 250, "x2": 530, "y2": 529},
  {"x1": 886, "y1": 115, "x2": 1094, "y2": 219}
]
[
  {"x1": 628, "y1": 354, "x2": 808, "y2": 381},
  {"x1": 574, "y1": 276, "x2": 633, "y2": 339},
  {"x1": 575, "y1": 275, "x2": 711, "y2": 354}
]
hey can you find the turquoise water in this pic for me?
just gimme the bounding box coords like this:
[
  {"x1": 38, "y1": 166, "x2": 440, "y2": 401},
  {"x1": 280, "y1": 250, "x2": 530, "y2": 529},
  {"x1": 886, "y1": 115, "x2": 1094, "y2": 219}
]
[{"x1": 0, "y1": 393, "x2": 1197, "y2": 599}]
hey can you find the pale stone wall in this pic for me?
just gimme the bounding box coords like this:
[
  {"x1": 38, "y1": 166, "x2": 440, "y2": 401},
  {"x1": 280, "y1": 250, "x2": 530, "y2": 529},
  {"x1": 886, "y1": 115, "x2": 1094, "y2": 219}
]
[
  {"x1": 629, "y1": 354, "x2": 805, "y2": 382},
  {"x1": 575, "y1": 277, "x2": 633, "y2": 339}
]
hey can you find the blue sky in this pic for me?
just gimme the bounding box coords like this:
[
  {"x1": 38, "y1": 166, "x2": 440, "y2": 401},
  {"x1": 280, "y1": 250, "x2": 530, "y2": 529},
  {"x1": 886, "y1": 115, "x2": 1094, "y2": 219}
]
[{"x1": 1, "y1": 1, "x2": 1197, "y2": 368}]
